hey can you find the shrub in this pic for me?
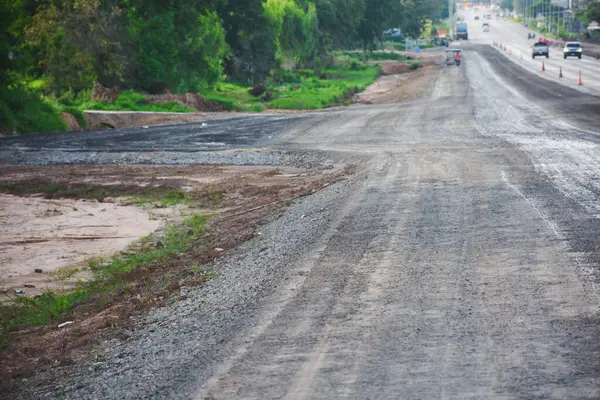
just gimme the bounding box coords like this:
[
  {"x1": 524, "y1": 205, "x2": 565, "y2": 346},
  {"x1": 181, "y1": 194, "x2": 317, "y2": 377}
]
[{"x1": 0, "y1": 86, "x2": 66, "y2": 134}]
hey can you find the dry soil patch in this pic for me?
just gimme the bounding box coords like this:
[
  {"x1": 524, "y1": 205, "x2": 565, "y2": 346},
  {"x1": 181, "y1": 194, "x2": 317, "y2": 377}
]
[
  {"x1": 0, "y1": 195, "x2": 160, "y2": 297},
  {"x1": 0, "y1": 163, "x2": 353, "y2": 394},
  {"x1": 356, "y1": 65, "x2": 439, "y2": 104}
]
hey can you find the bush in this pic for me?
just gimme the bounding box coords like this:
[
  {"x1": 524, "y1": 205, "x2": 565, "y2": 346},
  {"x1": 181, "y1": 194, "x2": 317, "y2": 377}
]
[
  {"x1": 410, "y1": 62, "x2": 420, "y2": 70},
  {"x1": 0, "y1": 86, "x2": 66, "y2": 134},
  {"x1": 85, "y1": 91, "x2": 194, "y2": 113}
]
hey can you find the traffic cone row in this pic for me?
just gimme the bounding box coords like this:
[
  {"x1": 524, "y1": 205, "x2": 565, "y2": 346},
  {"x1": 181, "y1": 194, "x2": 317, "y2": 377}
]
[{"x1": 579, "y1": 69, "x2": 583, "y2": 85}]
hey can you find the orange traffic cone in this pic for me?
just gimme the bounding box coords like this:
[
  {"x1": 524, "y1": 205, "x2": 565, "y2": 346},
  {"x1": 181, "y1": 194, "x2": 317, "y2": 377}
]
[
  {"x1": 520, "y1": 52, "x2": 523, "y2": 60},
  {"x1": 542, "y1": 61, "x2": 545, "y2": 72},
  {"x1": 579, "y1": 69, "x2": 583, "y2": 85},
  {"x1": 559, "y1": 66, "x2": 563, "y2": 78}
]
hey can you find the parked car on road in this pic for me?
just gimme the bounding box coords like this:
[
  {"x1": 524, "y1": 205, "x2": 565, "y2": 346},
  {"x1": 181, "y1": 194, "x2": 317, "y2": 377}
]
[
  {"x1": 563, "y1": 42, "x2": 583, "y2": 59},
  {"x1": 532, "y1": 42, "x2": 549, "y2": 59}
]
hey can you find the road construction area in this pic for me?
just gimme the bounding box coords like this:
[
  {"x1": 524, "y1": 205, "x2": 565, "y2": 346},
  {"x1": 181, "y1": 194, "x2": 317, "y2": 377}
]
[{"x1": 4, "y1": 25, "x2": 600, "y2": 399}]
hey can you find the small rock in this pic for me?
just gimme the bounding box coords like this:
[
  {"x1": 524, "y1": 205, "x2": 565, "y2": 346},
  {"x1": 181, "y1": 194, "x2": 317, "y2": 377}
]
[
  {"x1": 24, "y1": 284, "x2": 35, "y2": 288},
  {"x1": 155, "y1": 241, "x2": 165, "y2": 249},
  {"x1": 100, "y1": 208, "x2": 106, "y2": 212},
  {"x1": 215, "y1": 247, "x2": 224, "y2": 252},
  {"x1": 58, "y1": 321, "x2": 74, "y2": 329},
  {"x1": 34, "y1": 268, "x2": 43, "y2": 273}
]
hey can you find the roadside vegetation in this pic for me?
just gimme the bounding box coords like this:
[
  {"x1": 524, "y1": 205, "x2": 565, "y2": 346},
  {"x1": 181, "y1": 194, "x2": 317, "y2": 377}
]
[
  {"x1": 0, "y1": 212, "x2": 209, "y2": 348},
  {"x1": 0, "y1": 181, "x2": 211, "y2": 348},
  {"x1": 1, "y1": 0, "x2": 449, "y2": 134}
]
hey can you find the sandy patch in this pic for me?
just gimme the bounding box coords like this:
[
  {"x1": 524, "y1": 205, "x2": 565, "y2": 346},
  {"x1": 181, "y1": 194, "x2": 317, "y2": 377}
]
[
  {"x1": 0, "y1": 195, "x2": 160, "y2": 295},
  {"x1": 0, "y1": 163, "x2": 354, "y2": 395},
  {"x1": 356, "y1": 65, "x2": 439, "y2": 104}
]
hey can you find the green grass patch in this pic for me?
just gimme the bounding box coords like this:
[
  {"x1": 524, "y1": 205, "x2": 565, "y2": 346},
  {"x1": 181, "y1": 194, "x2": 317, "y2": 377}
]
[
  {"x1": 134, "y1": 188, "x2": 192, "y2": 208},
  {"x1": 0, "y1": 180, "x2": 192, "y2": 205},
  {"x1": 384, "y1": 41, "x2": 408, "y2": 51},
  {"x1": 200, "y1": 63, "x2": 380, "y2": 111},
  {"x1": 0, "y1": 213, "x2": 209, "y2": 347},
  {"x1": 333, "y1": 50, "x2": 410, "y2": 63},
  {"x1": 268, "y1": 66, "x2": 380, "y2": 110},
  {"x1": 83, "y1": 91, "x2": 194, "y2": 113}
]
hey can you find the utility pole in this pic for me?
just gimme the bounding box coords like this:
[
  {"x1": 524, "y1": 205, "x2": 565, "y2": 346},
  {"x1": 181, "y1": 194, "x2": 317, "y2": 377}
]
[{"x1": 449, "y1": 0, "x2": 454, "y2": 40}]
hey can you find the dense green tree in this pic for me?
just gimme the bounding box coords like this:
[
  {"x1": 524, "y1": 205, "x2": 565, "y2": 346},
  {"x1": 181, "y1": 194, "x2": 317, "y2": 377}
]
[
  {"x1": 358, "y1": 0, "x2": 398, "y2": 61},
  {"x1": 128, "y1": 0, "x2": 228, "y2": 93},
  {"x1": 583, "y1": 1, "x2": 600, "y2": 23},
  {"x1": 265, "y1": 0, "x2": 319, "y2": 66},
  {"x1": 218, "y1": 0, "x2": 278, "y2": 84},
  {"x1": 25, "y1": 0, "x2": 129, "y2": 93},
  {"x1": 3, "y1": 0, "x2": 451, "y2": 97},
  {"x1": 314, "y1": 0, "x2": 366, "y2": 51}
]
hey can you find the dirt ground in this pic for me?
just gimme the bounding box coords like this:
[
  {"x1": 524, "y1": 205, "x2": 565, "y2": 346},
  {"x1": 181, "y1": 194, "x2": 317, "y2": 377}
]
[
  {"x1": 0, "y1": 163, "x2": 353, "y2": 393},
  {"x1": 0, "y1": 195, "x2": 160, "y2": 297},
  {"x1": 355, "y1": 64, "x2": 439, "y2": 104},
  {"x1": 355, "y1": 50, "x2": 442, "y2": 105}
]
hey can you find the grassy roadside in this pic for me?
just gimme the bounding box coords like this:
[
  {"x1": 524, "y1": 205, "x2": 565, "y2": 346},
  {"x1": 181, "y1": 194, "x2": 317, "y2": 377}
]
[
  {"x1": 202, "y1": 63, "x2": 380, "y2": 111},
  {"x1": 0, "y1": 165, "x2": 352, "y2": 395},
  {"x1": 3, "y1": 52, "x2": 415, "y2": 134},
  {"x1": 0, "y1": 184, "x2": 209, "y2": 348},
  {"x1": 0, "y1": 213, "x2": 209, "y2": 344}
]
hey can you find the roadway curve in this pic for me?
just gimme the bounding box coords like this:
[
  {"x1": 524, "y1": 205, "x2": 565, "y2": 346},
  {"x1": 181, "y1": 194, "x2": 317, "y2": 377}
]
[{"x1": 6, "y1": 39, "x2": 600, "y2": 399}]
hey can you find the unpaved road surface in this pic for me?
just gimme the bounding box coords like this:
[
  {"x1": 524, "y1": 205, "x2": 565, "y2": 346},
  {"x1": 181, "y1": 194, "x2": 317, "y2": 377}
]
[{"x1": 5, "y1": 42, "x2": 600, "y2": 399}]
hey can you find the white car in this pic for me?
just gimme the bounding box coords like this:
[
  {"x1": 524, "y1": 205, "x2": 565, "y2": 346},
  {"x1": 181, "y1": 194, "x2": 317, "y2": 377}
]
[{"x1": 563, "y1": 42, "x2": 583, "y2": 59}]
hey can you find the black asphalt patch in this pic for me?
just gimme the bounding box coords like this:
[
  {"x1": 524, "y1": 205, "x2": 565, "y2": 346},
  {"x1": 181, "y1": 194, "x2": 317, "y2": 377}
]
[{"x1": 0, "y1": 115, "x2": 308, "y2": 153}]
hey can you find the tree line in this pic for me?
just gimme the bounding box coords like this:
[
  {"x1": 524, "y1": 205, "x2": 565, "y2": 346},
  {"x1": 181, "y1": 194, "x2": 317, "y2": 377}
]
[{"x1": 1, "y1": 0, "x2": 445, "y2": 97}]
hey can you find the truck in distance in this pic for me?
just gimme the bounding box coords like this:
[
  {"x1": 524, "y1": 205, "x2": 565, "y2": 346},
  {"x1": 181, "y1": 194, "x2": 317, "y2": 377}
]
[{"x1": 456, "y1": 23, "x2": 468, "y2": 40}]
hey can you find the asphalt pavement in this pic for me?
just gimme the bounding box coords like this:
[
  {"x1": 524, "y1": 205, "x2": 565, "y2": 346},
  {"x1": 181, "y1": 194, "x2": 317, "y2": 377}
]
[
  {"x1": 459, "y1": 9, "x2": 600, "y2": 96},
  {"x1": 7, "y1": 31, "x2": 600, "y2": 399}
]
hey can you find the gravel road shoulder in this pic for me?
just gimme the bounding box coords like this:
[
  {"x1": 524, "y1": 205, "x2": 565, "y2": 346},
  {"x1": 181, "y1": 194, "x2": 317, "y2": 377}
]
[{"x1": 27, "y1": 160, "x2": 366, "y2": 399}]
